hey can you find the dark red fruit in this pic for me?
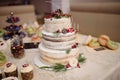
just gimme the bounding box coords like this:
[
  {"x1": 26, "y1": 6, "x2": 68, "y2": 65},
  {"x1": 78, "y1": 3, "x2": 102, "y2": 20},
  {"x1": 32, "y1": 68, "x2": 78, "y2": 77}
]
[
  {"x1": 66, "y1": 63, "x2": 71, "y2": 68},
  {"x1": 77, "y1": 63, "x2": 80, "y2": 68},
  {"x1": 71, "y1": 45, "x2": 76, "y2": 48},
  {"x1": 45, "y1": 15, "x2": 51, "y2": 19},
  {"x1": 23, "y1": 64, "x2": 29, "y2": 67},
  {"x1": 75, "y1": 43, "x2": 78, "y2": 45},
  {"x1": 6, "y1": 63, "x2": 12, "y2": 67},
  {"x1": 56, "y1": 29, "x2": 60, "y2": 33}
]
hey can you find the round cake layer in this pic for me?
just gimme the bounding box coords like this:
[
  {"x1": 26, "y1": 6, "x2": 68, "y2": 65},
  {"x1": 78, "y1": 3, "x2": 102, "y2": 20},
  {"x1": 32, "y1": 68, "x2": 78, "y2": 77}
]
[
  {"x1": 44, "y1": 17, "x2": 72, "y2": 32},
  {"x1": 42, "y1": 30, "x2": 77, "y2": 42},
  {"x1": 39, "y1": 43, "x2": 79, "y2": 64},
  {"x1": 42, "y1": 38, "x2": 77, "y2": 50}
]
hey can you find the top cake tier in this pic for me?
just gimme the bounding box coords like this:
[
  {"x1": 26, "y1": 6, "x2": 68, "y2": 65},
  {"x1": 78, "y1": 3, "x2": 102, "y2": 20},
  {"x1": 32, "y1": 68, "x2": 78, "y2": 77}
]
[{"x1": 44, "y1": 9, "x2": 72, "y2": 33}]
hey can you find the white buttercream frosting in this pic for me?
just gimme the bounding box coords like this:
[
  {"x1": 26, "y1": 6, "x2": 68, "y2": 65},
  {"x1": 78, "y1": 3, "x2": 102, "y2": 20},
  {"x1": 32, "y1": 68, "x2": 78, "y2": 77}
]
[
  {"x1": 44, "y1": 17, "x2": 72, "y2": 32},
  {"x1": 4, "y1": 63, "x2": 17, "y2": 72},
  {"x1": 21, "y1": 64, "x2": 33, "y2": 73},
  {"x1": 42, "y1": 38, "x2": 77, "y2": 50},
  {"x1": 42, "y1": 30, "x2": 75, "y2": 37},
  {"x1": 39, "y1": 43, "x2": 79, "y2": 58}
]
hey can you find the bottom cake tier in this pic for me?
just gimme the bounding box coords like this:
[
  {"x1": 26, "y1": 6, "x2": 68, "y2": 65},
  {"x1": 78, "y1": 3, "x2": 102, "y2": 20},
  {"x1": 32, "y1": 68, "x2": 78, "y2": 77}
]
[{"x1": 38, "y1": 43, "x2": 80, "y2": 65}]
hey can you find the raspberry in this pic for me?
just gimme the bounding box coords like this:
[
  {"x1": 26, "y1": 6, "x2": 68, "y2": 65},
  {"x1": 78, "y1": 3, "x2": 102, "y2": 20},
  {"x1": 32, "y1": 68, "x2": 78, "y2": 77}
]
[
  {"x1": 77, "y1": 63, "x2": 80, "y2": 68},
  {"x1": 23, "y1": 64, "x2": 29, "y2": 67},
  {"x1": 6, "y1": 63, "x2": 12, "y2": 67},
  {"x1": 66, "y1": 63, "x2": 71, "y2": 68}
]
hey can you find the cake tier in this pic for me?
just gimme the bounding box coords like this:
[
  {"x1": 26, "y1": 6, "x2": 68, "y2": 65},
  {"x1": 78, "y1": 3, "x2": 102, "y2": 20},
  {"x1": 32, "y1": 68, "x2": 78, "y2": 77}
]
[
  {"x1": 42, "y1": 38, "x2": 76, "y2": 50},
  {"x1": 44, "y1": 17, "x2": 72, "y2": 32},
  {"x1": 39, "y1": 43, "x2": 79, "y2": 64},
  {"x1": 42, "y1": 30, "x2": 76, "y2": 42}
]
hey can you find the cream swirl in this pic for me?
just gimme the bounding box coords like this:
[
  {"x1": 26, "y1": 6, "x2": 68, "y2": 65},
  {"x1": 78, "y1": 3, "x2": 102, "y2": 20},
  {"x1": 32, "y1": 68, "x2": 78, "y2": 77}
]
[
  {"x1": 21, "y1": 64, "x2": 33, "y2": 73},
  {"x1": 4, "y1": 63, "x2": 17, "y2": 72}
]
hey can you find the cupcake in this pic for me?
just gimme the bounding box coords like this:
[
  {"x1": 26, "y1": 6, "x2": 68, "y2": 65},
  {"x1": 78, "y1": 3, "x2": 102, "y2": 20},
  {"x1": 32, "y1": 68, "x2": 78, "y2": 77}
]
[
  {"x1": 2, "y1": 76, "x2": 18, "y2": 80},
  {"x1": 3, "y1": 63, "x2": 18, "y2": 77},
  {"x1": 0, "y1": 69, "x2": 3, "y2": 80},
  {"x1": 21, "y1": 64, "x2": 33, "y2": 80}
]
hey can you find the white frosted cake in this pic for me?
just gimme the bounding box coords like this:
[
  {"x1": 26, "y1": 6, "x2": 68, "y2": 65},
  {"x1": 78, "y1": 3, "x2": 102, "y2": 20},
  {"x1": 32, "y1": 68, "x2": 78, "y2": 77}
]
[{"x1": 39, "y1": 9, "x2": 80, "y2": 65}]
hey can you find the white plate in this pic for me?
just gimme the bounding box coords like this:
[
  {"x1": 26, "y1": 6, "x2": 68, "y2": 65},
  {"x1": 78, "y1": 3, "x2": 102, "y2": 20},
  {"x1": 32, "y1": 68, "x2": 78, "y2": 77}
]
[{"x1": 33, "y1": 54, "x2": 50, "y2": 67}]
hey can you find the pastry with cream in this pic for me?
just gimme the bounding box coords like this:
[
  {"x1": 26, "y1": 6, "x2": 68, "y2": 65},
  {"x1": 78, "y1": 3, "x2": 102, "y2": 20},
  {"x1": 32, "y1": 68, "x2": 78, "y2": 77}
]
[
  {"x1": 3, "y1": 63, "x2": 18, "y2": 77},
  {"x1": 21, "y1": 64, "x2": 34, "y2": 80}
]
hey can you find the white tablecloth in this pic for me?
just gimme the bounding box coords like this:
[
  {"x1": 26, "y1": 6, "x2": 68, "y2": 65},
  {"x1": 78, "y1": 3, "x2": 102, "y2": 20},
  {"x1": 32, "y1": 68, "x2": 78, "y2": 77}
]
[{"x1": 1, "y1": 34, "x2": 120, "y2": 80}]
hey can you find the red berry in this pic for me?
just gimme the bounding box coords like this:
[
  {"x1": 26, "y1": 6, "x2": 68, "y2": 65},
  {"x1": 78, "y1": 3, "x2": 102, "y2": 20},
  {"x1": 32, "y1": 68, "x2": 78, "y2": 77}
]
[
  {"x1": 66, "y1": 28, "x2": 70, "y2": 32},
  {"x1": 45, "y1": 15, "x2": 51, "y2": 19},
  {"x1": 77, "y1": 63, "x2": 80, "y2": 68},
  {"x1": 6, "y1": 63, "x2": 12, "y2": 67},
  {"x1": 71, "y1": 45, "x2": 76, "y2": 48},
  {"x1": 75, "y1": 43, "x2": 78, "y2": 45},
  {"x1": 66, "y1": 63, "x2": 71, "y2": 68},
  {"x1": 23, "y1": 64, "x2": 29, "y2": 67},
  {"x1": 56, "y1": 29, "x2": 60, "y2": 33},
  {"x1": 70, "y1": 28, "x2": 74, "y2": 32}
]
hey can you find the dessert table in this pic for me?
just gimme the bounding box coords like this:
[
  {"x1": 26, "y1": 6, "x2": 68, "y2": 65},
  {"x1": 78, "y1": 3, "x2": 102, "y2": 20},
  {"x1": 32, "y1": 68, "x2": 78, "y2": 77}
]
[{"x1": 1, "y1": 34, "x2": 120, "y2": 80}]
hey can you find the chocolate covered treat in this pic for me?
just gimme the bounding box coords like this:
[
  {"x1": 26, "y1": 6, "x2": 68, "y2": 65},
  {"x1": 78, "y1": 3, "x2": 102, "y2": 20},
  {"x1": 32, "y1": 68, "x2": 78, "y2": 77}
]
[
  {"x1": 3, "y1": 63, "x2": 18, "y2": 77},
  {"x1": 21, "y1": 64, "x2": 33, "y2": 80}
]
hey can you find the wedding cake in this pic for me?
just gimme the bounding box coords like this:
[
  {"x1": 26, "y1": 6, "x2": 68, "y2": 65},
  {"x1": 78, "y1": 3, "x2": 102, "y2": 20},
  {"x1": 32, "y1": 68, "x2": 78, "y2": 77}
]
[{"x1": 39, "y1": 9, "x2": 80, "y2": 65}]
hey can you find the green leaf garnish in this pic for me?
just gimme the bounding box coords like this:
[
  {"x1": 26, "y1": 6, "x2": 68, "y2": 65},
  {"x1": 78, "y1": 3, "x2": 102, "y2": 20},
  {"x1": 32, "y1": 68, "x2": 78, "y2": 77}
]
[
  {"x1": 78, "y1": 54, "x2": 86, "y2": 63},
  {"x1": 40, "y1": 63, "x2": 67, "y2": 72},
  {"x1": 66, "y1": 48, "x2": 71, "y2": 54}
]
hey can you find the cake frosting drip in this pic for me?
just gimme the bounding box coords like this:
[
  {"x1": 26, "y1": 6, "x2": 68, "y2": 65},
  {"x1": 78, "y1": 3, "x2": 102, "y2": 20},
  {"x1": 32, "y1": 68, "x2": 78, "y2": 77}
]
[
  {"x1": 4, "y1": 63, "x2": 16, "y2": 72},
  {"x1": 21, "y1": 64, "x2": 33, "y2": 73}
]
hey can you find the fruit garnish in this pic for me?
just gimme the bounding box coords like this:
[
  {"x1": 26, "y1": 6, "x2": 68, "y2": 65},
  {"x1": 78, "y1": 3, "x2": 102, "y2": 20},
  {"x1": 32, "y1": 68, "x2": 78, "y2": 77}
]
[
  {"x1": 23, "y1": 64, "x2": 29, "y2": 67},
  {"x1": 71, "y1": 45, "x2": 76, "y2": 48},
  {"x1": 77, "y1": 63, "x2": 80, "y2": 68},
  {"x1": 66, "y1": 63, "x2": 71, "y2": 68},
  {"x1": 6, "y1": 63, "x2": 12, "y2": 67}
]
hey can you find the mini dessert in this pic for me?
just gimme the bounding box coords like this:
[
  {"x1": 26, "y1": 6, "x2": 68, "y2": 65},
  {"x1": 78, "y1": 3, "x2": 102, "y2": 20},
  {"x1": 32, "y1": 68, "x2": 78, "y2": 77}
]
[
  {"x1": 11, "y1": 35, "x2": 24, "y2": 58},
  {"x1": 88, "y1": 39, "x2": 100, "y2": 48},
  {"x1": 3, "y1": 63, "x2": 18, "y2": 77},
  {"x1": 0, "y1": 69, "x2": 3, "y2": 80},
  {"x1": 98, "y1": 35, "x2": 110, "y2": 46},
  {"x1": 21, "y1": 64, "x2": 34, "y2": 80},
  {"x1": 2, "y1": 77, "x2": 18, "y2": 80},
  {"x1": 107, "y1": 40, "x2": 119, "y2": 50},
  {"x1": 0, "y1": 52, "x2": 7, "y2": 67},
  {"x1": 32, "y1": 35, "x2": 41, "y2": 42}
]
